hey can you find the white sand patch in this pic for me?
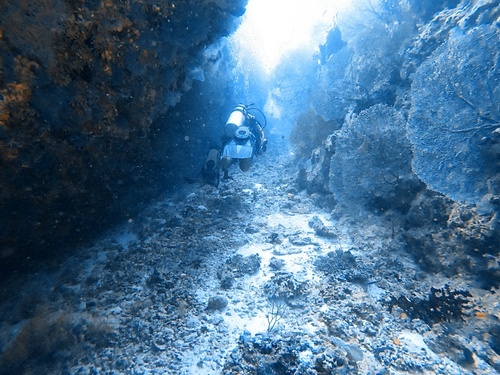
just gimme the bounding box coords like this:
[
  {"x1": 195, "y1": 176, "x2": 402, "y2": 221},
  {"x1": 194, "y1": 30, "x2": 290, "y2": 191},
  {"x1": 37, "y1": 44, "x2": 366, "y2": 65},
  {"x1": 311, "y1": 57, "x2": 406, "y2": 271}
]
[
  {"x1": 237, "y1": 243, "x2": 274, "y2": 258},
  {"x1": 225, "y1": 308, "x2": 269, "y2": 334},
  {"x1": 267, "y1": 212, "x2": 332, "y2": 232}
]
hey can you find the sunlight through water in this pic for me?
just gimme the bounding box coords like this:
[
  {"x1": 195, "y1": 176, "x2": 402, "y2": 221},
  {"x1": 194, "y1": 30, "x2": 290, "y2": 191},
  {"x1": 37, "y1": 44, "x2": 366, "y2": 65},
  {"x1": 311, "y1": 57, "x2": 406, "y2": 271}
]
[{"x1": 229, "y1": 0, "x2": 354, "y2": 74}]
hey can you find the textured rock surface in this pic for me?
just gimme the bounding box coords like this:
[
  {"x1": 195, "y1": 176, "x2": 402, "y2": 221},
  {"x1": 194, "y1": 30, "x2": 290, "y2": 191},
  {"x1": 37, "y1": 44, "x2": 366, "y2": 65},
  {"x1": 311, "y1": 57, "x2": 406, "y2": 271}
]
[
  {"x1": 290, "y1": 1, "x2": 499, "y2": 289},
  {"x1": 0, "y1": 0, "x2": 247, "y2": 259},
  {"x1": 294, "y1": 1, "x2": 500, "y2": 211},
  {"x1": 408, "y1": 24, "x2": 500, "y2": 206}
]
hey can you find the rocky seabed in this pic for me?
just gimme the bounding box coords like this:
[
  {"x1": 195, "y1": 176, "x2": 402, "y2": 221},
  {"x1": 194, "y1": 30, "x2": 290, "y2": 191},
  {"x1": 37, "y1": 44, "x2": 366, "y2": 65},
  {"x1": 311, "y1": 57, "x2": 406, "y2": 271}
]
[{"x1": 0, "y1": 147, "x2": 498, "y2": 375}]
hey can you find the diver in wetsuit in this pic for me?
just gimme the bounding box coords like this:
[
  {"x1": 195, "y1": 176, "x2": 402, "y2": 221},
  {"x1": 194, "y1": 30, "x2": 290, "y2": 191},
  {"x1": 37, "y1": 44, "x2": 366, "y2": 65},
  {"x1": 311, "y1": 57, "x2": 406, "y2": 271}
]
[
  {"x1": 199, "y1": 104, "x2": 267, "y2": 186},
  {"x1": 219, "y1": 104, "x2": 267, "y2": 179}
]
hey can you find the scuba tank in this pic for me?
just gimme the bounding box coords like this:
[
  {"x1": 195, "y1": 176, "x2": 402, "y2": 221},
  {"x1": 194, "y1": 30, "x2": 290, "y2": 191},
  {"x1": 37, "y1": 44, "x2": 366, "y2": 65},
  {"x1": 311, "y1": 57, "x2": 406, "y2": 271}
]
[
  {"x1": 225, "y1": 104, "x2": 247, "y2": 128},
  {"x1": 224, "y1": 104, "x2": 248, "y2": 140}
]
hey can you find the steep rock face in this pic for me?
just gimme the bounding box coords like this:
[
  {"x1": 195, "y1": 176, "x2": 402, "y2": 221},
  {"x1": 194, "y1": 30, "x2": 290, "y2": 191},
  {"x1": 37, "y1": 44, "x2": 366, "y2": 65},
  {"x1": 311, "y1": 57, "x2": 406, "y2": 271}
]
[
  {"x1": 295, "y1": 1, "x2": 500, "y2": 211},
  {"x1": 292, "y1": 1, "x2": 499, "y2": 287},
  {"x1": 0, "y1": 0, "x2": 247, "y2": 260}
]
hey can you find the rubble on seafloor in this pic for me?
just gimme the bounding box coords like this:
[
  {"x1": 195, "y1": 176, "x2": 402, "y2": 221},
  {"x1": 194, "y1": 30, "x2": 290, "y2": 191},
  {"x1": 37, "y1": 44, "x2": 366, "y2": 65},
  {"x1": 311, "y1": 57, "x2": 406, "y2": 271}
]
[{"x1": 0, "y1": 148, "x2": 499, "y2": 375}]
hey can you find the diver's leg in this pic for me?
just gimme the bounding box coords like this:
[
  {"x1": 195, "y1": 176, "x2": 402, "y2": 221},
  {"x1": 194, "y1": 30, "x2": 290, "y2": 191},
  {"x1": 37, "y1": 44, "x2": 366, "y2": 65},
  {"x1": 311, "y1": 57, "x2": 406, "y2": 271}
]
[
  {"x1": 220, "y1": 156, "x2": 232, "y2": 179},
  {"x1": 239, "y1": 158, "x2": 251, "y2": 172},
  {"x1": 252, "y1": 125, "x2": 267, "y2": 155}
]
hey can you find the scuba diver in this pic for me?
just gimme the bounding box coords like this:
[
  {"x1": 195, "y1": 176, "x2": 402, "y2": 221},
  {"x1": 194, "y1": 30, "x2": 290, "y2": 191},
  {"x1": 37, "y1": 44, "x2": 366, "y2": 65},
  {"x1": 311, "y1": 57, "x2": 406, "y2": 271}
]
[
  {"x1": 220, "y1": 104, "x2": 267, "y2": 180},
  {"x1": 200, "y1": 104, "x2": 267, "y2": 186}
]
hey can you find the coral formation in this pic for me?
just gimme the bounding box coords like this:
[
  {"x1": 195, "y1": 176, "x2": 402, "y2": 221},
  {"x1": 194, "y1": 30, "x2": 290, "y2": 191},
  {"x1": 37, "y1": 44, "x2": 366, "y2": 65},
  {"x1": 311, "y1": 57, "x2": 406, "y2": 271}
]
[
  {"x1": 329, "y1": 104, "x2": 421, "y2": 213},
  {"x1": 388, "y1": 284, "x2": 472, "y2": 325},
  {"x1": 315, "y1": 249, "x2": 372, "y2": 285},
  {"x1": 263, "y1": 272, "x2": 309, "y2": 304},
  {"x1": 404, "y1": 190, "x2": 500, "y2": 287},
  {"x1": 408, "y1": 24, "x2": 500, "y2": 207},
  {"x1": 224, "y1": 332, "x2": 359, "y2": 374}
]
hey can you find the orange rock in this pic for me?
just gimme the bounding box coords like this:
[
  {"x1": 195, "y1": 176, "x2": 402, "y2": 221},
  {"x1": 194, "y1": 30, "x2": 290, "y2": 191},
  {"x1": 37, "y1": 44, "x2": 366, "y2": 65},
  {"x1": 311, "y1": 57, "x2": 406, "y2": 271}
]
[{"x1": 475, "y1": 311, "x2": 488, "y2": 319}]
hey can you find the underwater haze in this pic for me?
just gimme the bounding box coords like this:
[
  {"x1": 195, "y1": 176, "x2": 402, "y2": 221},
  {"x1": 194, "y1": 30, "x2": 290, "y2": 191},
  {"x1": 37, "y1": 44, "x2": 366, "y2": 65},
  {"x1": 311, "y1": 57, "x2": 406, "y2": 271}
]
[{"x1": 0, "y1": 0, "x2": 499, "y2": 374}]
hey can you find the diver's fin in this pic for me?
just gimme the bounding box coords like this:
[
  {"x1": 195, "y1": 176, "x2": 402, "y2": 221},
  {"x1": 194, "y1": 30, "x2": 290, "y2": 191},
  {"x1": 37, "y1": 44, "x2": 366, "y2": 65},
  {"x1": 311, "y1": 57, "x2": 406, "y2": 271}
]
[{"x1": 201, "y1": 148, "x2": 220, "y2": 187}]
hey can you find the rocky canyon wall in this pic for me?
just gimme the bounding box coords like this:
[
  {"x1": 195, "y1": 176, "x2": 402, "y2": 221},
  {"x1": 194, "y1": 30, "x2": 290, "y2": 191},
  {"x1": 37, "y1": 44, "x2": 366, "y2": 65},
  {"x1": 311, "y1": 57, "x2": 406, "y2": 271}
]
[
  {"x1": 293, "y1": 0, "x2": 499, "y2": 287},
  {"x1": 0, "y1": 0, "x2": 247, "y2": 261}
]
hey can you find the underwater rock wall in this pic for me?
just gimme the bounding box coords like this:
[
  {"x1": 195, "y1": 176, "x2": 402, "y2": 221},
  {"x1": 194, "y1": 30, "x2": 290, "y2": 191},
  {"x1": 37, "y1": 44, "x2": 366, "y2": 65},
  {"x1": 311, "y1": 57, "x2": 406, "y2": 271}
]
[
  {"x1": 0, "y1": 0, "x2": 247, "y2": 260},
  {"x1": 296, "y1": 0, "x2": 499, "y2": 208},
  {"x1": 293, "y1": 1, "x2": 499, "y2": 286}
]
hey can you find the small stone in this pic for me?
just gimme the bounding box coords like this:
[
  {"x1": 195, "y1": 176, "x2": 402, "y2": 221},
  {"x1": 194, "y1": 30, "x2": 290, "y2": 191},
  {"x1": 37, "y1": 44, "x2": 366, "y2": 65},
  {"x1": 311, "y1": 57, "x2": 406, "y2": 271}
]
[
  {"x1": 269, "y1": 257, "x2": 285, "y2": 270},
  {"x1": 186, "y1": 316, "x2": 201, "y2": 329},
  {"x1": 273, "y1": 246, "x2": 302, "y2": 256},
  {"x1": 207, "y1": 295, "x2": 229, "y2": 311},
  {"x1": 268, "y1": 232, "x2": 283, "y2": 244},
  {"x1": 289, "y1": 235, "x2": 312, "y2": 246},
  {"x1": 245, "y1": 225, "x2": 260, "y2": 234},
  {"x1": 153, "y1": 340, "x2": 167, "y2": 351},
  {"x1": 209, "y1": 315, "x2": 225, "y2": 325},
  {"x1": 308, "y1": 215, "x2": 338, "y2": 238},
  {"x1": 220, "y1": 271, "x2": 234, "y2": 289}
]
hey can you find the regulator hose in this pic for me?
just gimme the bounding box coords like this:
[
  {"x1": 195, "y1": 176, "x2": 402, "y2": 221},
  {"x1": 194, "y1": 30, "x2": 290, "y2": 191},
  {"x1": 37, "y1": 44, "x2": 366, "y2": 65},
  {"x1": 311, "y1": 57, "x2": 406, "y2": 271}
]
[{"x1": 246, "y1": 103, "x2": 267, "y2": 129}]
